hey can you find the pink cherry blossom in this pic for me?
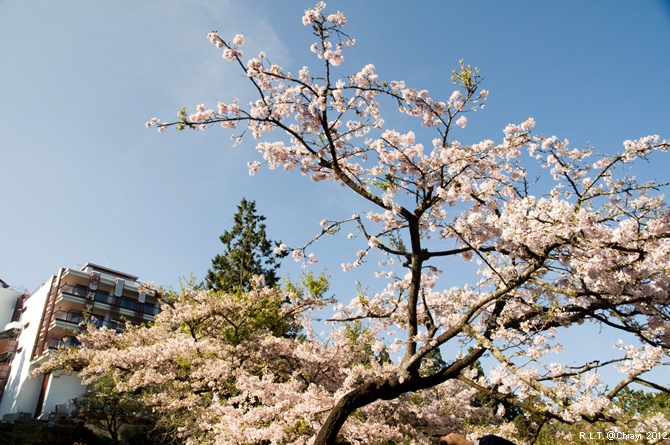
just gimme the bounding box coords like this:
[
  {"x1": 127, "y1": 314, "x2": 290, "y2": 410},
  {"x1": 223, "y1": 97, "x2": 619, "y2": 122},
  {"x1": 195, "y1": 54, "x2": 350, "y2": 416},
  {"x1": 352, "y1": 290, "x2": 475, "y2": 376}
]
[{"x1": 233, "y1": 34, "x2": 244, "y2": 46}]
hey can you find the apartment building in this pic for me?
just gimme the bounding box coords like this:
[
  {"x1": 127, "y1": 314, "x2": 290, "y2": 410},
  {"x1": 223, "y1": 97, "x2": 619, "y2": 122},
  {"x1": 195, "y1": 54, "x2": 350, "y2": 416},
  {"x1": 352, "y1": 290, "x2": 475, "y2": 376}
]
[{"x1": 0, "y1": 263, "x2": 158, "y2": 421}]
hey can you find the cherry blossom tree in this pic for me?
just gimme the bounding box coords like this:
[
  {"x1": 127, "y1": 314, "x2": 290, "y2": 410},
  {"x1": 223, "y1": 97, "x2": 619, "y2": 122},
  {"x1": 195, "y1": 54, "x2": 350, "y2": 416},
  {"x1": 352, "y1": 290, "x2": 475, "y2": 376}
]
[
  {"x1": 36, "y1": 279, "x2": 495, "y2": 444},
  {"x1": 41, "y1": 2, "x2": 670, "y2": 444}
]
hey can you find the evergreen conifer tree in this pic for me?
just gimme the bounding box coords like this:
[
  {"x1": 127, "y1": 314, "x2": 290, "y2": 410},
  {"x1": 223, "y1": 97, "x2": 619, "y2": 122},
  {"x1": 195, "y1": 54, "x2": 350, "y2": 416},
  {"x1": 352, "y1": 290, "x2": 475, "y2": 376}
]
[{"x1": 205, "y1": 198, "x2": 283, "y2": 293}]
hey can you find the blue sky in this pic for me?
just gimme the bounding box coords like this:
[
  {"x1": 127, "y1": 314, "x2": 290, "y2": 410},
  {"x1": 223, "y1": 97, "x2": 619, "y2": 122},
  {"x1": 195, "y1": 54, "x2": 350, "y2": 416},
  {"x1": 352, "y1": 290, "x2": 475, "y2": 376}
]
[
  {"x1": 2, "y1": 0, "x2": 668, "y2": 290},
  {"x1": 1, "y1": 1, "x2": 669, "y2": 381}
]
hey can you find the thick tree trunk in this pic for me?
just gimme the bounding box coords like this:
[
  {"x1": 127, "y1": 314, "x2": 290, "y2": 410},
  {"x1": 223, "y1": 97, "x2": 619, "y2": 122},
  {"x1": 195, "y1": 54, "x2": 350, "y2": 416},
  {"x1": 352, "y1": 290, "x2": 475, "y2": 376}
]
[
  {"x1": 313, "y1": 378, "x2": 400, "y2": 445},
  {"x1": 110, "y1": 431, "x2": 120, "y2": 445},
  {"x1": 313, "y1": 347, "x2": 486, "y2": 445}
]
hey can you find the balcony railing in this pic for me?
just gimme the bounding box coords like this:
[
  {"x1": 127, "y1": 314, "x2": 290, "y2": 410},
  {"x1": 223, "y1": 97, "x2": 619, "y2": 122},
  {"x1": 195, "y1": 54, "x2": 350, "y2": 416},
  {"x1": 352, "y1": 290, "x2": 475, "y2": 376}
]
[
  {"x1": 47, "y1": 338, "x2": 80, "y2": 350},
  {"x1": 51, "y1": 312, "x2": 127, "y2": 331},
  {"x1": 93, "y1": 319, "x2": 126, "y2": 332},
  {"x1": 94, "y1": 292, "x2": 114, "y2": 305},
  {"x1": 58, "y1": 284, "x2": 87, "y2": 298},
  {"x1": 52, "y1": 311, "x2": 83, "y2": 326},
  {"x1": 57, "y1": 285, "x2": 159, "y2": 316},
  {"x1": 0, "y1": 339, "x2": 18, "y2": 359},
  {"x1": 0, "y1": 363, "x2": 11, "y2": 380},
  {"x1": 144, "y1": 305, "x2": 160, "y2": 316}
]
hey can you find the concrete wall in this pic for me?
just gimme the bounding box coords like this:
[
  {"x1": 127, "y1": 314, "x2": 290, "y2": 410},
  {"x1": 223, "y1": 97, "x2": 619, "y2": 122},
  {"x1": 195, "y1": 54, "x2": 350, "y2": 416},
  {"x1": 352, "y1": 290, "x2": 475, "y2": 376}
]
[
  {"x1": 41, "y1": 371, "x2": 86, "y2": 415},
  {"x1": 0, "y1": 280, "x2": 50, "y2": 417}
]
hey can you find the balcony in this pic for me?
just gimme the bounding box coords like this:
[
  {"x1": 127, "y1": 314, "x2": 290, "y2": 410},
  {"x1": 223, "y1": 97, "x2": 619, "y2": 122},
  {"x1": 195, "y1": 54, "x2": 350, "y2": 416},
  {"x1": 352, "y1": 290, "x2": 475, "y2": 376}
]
[
  {"x1": 47, "y1": 337, "x2": 80, "y2": 350},
  {"x1": 0, "y1": 338, "x2": 18, "y2": 360},
  {"x1": 58, "y1": 284, "x2": 87, "y2": 299},
  {"x1": 0, "y1": 321, "x2": 22, "y2": 340},
  {"x1": 92, "y1": 319, "x2": 126, "y2": 332},
  {"x1": 0, "y1": 363, "x2": 10, "y2": 382},
  {"x1": 51, "y1": 311, "x2": 83, "y2": 326},
  {"x1": 56, "y1": 285, "x2": 159, "y2": 318},
  {"x1": 55, "y1": 285, "x2": 88, "y2": 312},
  {"x1": 49, "y1": 311, "x2": 84, "y2": 338},
  {"x1": 50, "y1": 310, "x2": 129, "y2": 335}
]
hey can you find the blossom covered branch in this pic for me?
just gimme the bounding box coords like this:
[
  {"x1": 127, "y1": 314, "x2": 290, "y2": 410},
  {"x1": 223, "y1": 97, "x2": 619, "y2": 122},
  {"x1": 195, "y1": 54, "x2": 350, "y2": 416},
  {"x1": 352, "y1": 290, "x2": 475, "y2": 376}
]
[{"x1": 65, "y1": 2, "x2": 670, "y2": 443}]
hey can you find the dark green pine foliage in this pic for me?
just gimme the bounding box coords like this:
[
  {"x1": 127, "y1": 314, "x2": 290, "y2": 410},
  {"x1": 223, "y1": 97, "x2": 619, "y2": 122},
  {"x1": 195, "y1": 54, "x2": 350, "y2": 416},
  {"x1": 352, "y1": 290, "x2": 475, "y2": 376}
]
[{"x1": 205, "y1": 198, "x2": 284, "y2": 293}]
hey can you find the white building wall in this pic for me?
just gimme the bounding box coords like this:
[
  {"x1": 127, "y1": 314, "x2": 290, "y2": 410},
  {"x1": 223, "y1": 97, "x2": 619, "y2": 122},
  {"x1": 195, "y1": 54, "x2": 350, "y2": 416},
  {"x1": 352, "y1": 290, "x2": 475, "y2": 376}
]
[
  {"x1": 0, "y1": 279, "x2": 51, "y2": 417},
  {"x1": 41, "y1": 372, "x2": 86, "y2": 415}
]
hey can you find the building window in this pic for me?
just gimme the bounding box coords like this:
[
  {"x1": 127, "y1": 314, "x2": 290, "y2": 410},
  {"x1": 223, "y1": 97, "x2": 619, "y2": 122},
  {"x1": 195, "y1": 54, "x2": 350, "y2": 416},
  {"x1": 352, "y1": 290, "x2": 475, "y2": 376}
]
[
  {"x1": 60, "y1": 284, "x2": 88, "y2": 297},
  {"x1": 54, "y1": 311, "x2": 83, "y2": 324},
  {"x1": 144, "y1": 304, "x2": 159, "y2": 315},
  {"x1": 120, "y1": 297, "x2": 136, "y2": 310},
  {"x1": 94, "y1": 290, "x2": 112, "y2": 304},
  {"x1": 72, "y1": 285, "x2": 87, "y2": 297}
]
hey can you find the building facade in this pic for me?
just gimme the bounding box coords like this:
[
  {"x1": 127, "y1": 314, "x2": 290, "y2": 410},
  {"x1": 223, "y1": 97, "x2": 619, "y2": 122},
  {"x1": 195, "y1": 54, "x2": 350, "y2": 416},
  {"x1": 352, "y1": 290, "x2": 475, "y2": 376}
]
[
  {"x1": 0, "y1": 263, "x2": 158, "y2": 421},
  {"x1": 0, "y1": 281, "x2": 26, "y2": 411}
]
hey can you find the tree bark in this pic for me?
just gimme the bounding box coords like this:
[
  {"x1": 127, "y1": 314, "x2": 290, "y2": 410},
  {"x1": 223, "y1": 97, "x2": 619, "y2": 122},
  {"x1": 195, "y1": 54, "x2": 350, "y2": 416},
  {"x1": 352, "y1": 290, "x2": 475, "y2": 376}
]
[
  {"x1": 313, "y1": 347, "x2": 486, "y2": 444},
  {"x1": 313, "y1": 378, "x2": 401, "y2": 445}
]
